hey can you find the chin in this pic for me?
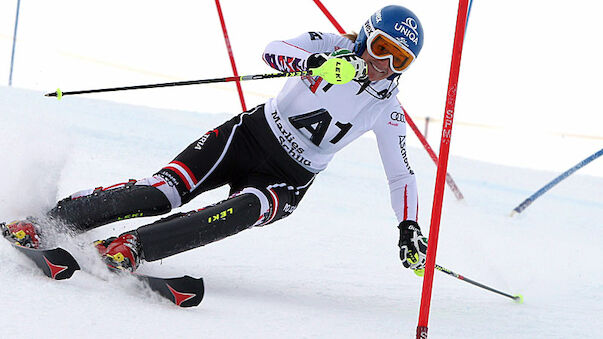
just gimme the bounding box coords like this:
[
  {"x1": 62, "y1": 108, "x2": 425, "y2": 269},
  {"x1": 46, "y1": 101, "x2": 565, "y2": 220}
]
[{"x1": 369, "y1": 74, "x2": 388, "y2": 82}]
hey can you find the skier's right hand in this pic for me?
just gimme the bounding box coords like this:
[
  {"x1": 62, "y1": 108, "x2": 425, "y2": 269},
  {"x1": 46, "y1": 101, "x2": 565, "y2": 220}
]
[
  {"x1": 306, "y1": 50, "x2": 368, "y2": 81},
  {"x1": 398, "y1": 220, "x2": 428, "y2": 277}
]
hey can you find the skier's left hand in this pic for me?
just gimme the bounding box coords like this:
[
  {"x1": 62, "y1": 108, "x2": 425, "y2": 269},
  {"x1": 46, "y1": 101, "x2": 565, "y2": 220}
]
[{"x1": 398, "y1": 220, "x2": 428, "y2": 277}]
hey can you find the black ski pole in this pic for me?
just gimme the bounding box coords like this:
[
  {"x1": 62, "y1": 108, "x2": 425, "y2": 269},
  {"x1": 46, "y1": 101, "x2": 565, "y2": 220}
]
[
  {"x1": 44, "y1": 71, "x2": 309, "y2": 99},
  {"x1": 44, "y1": 58, "x2": 356, "y2": 99},
  {"x1": 436, "y1": 264, "x2": 523, "y2": 303}
]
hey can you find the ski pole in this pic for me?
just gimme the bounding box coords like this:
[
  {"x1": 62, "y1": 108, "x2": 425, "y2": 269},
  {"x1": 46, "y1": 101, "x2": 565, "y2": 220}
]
[
  {"x1": 44, "y1": 58, "x2": 355, "y2": 99},
  {"x1": 436, "y1": 264, "x2": 523, "y2": 303}
]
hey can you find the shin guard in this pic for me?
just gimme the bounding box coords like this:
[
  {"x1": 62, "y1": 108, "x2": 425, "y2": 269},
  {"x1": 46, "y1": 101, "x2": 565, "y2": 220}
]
[
  {"x1": 137, "y1": 193, "x2": 261, "y2": 262},
  {"x1": 48, "y1": 181, "x2": 172, "y2": 231}
]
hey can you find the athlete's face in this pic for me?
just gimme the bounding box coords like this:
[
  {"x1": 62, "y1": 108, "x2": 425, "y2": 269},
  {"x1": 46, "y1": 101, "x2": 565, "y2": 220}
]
[{"x1": 362, "y1": 49, "x2": 396, "y2": 81}]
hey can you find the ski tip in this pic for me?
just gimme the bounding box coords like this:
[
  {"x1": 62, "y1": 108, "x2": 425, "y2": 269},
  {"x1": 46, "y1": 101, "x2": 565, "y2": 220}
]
[{"x1": 513, "y1": 294, "x2": 524, "y2": 304}]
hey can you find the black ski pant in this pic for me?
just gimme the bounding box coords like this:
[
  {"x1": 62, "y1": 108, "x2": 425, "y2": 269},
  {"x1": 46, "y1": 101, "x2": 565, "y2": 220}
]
[{"x1": 48, "y1": 105, "x2": 316, "y2": 261}]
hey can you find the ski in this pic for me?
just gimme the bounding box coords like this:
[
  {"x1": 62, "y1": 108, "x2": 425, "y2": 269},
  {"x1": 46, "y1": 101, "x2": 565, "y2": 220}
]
[
  {"x1": 133, "y1": 273, "x2": 205, "y2": 307},
  {"x1": 1, "y1": 237, "x2": 80, "y2": 280},
  {"x1": 107, "y1": 266, "x2": 205, "y2": 307},
  {"x1": 5, "y1": 240, "x2": 205, "y2": 306},
  {"x1": 2, "y1": 222, "x2": 203, "y2": 306}
]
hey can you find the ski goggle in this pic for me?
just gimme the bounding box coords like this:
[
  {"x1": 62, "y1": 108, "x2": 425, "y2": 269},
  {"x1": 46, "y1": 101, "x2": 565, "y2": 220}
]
[{"x1": 367, "y1": 31, "x2": 416, "y2": 73}]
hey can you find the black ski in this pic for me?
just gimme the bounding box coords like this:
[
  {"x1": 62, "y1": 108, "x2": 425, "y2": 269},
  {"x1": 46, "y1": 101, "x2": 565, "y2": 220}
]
[
  {"x1": 2, "y1": 222, "x2": 203, "y2": 306},
  {"x1": 107, "y1": 266, "x2": 204, "y2": 307},
  {"x1": 134, "y1": 273, "x2": 205, "y2": 307},
  {"x1": 1, "y1": 237, "x2": 80, "y2": 280}
]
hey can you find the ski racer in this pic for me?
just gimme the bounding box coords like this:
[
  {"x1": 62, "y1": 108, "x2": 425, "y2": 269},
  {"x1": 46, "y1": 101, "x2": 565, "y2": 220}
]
[{"x1": 3, "y1": 5, "x2": 428, "y2": 276}]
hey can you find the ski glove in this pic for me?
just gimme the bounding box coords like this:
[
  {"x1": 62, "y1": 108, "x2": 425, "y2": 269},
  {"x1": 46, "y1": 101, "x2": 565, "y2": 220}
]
[
  {"x1": 306, "y1": 49, "x2": 368, "y2": 81},
  {"x1": 398, "y1": 220, "x2": 428, "y2": 277}
]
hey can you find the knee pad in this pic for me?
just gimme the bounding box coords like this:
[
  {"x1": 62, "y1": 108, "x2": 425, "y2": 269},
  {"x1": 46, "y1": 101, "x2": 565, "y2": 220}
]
[
  {"x1": 261, "y1": 183, "x2": 308, "y2": 226},
  {"x1": 232, "y1": 183, "x2": 309, "y2": 226},
  {"x1": 135, "y1": 175, "x2": 182, "y2": 208},
  {"x1": 234, "y1": 187, "x2": 271, "y2": 226}
]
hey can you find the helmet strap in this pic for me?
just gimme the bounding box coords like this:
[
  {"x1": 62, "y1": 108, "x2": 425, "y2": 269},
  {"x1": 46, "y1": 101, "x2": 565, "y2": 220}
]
[{"x1": 354, "y1": 77, "x2": 399, "y2": 100}]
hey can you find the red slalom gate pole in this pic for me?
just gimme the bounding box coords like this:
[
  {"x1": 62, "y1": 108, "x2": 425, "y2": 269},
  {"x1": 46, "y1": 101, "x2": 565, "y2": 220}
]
[
  {"x1": 312, "y1": 0, "x2": 464, "y2": 200},
  {"x1": 312, "y1": 0, "x2": 346, "y2": 34},
  {"x1": 214, "y1": 0, "x2": 247, "y2": 111},
  {"x1": 416, "y1": 1, "x2": 470, "y2": 338}
]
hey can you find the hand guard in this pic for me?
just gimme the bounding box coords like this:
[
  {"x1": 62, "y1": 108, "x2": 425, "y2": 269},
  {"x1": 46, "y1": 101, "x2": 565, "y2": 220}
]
[
  {"x1": 306, "y1": 49, "x2": 368, "y2": 81},
  {"x1": 398, "y1": 220, "x2": 428, "y2": 277}
]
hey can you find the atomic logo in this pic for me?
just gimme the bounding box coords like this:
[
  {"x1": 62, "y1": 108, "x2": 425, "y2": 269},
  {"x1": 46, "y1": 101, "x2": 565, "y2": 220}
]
[
  {"x1": 364, "y1": 21, "x2": 374, "y2": 36},
  {"x1": 167, "y1": 284, "x2": 197, "y2": 306},
  {"x1": 375, "y1": 9, "x2": 383, "y2": 23},
  {"x1": 43, "y1": 256, "x2": 68, "y2": 279}
]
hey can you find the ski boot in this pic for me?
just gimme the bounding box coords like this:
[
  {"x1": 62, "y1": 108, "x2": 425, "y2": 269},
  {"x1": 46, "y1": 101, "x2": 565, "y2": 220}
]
[
  {"x1": 94, "y1": 231, "x2": 141, "y2": 272},
  {"x1": 1, "y1": 220, "x2": 41, "y2": 248}
]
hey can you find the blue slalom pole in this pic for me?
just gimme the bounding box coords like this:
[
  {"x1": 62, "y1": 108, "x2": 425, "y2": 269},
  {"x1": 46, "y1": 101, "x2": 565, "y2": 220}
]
[
  {"x1": 511, "y1": 147, "x2": 603, "y2": 215},
  {"x1": 9, "y1": 0, "x2": 21, "y2": 86},
  {"x1": 466, "y1": 0, "x2": 474, "y2": 33}
]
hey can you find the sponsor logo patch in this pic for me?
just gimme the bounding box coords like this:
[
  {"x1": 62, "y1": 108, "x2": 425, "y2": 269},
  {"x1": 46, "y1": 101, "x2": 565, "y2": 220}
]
[
  {"x1": 398, "y1": 136, "x2": 414, "y2": 175},
  {"x1": 390, "y1": 112, "x2": 405, "y2": 122},
  {"x1": 271, "y1": 111, "x2": 312, "y2": 167},
  {"x1": 394, "y1": 17, "x2": 420, "y2": 46}
]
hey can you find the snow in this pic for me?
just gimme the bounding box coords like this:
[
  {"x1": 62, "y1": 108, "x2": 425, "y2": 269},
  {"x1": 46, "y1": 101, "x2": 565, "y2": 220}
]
[
  {"x1": 1, "y1": 0, "x2": 603, "y2": 337},
  {"x1": 1, "y1": 86, "x2": 602, "y2": 338}
]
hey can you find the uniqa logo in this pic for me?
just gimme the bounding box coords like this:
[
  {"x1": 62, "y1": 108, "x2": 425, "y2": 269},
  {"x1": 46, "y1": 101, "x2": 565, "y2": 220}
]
[{"x1": 394, "y1": 17, "x2": 419, "y2": 45}]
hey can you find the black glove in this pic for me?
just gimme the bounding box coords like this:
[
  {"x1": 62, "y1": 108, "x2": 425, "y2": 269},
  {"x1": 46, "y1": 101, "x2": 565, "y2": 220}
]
[
  {"x1": 306, "y1": 49, "x2": 368, "y2": 81},
  {"x1": 306, "y1": 53, "x2": 329, "y2": 69},
  {"x1": 398, "y1": 220, "x2": 428, "y2": 276}
]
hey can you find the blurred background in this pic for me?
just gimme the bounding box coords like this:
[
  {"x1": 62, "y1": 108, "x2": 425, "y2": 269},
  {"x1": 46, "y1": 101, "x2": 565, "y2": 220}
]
[{"x1": 1, "y1": 0, "x2": 602, "y2": 177}]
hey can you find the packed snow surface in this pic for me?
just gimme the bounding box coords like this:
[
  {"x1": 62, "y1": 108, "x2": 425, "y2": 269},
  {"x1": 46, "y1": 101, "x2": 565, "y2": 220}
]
[
  {"x1": 1, "y1": 87, "x2": 601, "y2": 338},
  {"x1": 1, "y1": 1, "x2": 602, "y2": 337}
]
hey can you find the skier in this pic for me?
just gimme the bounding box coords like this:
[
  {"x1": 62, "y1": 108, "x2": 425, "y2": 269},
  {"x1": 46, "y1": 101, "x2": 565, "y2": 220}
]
[{"x1": 3, "y1": 5, "x2": 428, "y2": 276}]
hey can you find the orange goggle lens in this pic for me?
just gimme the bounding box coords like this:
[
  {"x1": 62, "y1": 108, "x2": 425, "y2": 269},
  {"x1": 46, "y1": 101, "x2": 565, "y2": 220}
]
[{"x1": 369, "y1": 34, "x2": 414, "y2": 72}]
